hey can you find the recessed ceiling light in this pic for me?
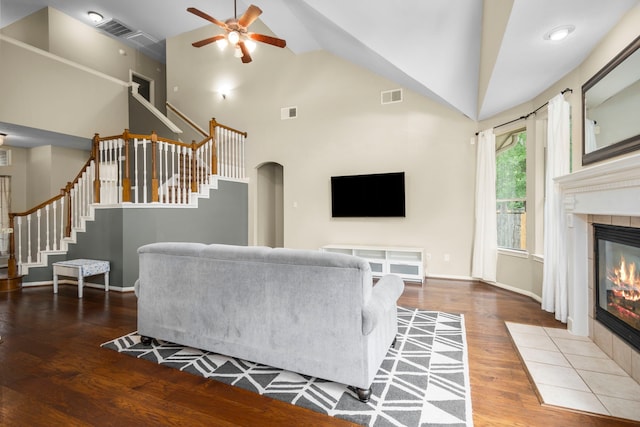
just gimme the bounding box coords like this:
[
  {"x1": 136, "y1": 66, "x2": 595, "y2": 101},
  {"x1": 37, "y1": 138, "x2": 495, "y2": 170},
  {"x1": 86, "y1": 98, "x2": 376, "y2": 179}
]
[
  {"x1": 88, "y1": 11, "x2": 104, "y2": 23},
  {"x1": 544, "y1": 25, "x2": 575, "y2": 42}
]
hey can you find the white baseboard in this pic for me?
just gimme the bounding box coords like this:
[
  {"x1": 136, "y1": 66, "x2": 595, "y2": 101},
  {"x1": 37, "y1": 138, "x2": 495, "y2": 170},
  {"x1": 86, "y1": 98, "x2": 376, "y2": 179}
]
[
  {"x1": 426, "y1": 274, "x2": 543, "y2": 303},
  {"x1": 426, "y1": 273, "x2": 475, "y2": 281},
  {"x1": 482, "y1": 280, "x2": 543, "y2": 303}
]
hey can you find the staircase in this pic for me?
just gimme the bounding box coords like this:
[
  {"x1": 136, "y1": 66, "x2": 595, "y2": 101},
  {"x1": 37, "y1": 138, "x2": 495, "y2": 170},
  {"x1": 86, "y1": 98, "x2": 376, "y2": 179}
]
[{"x1": 0, "y1": 119, "x2": 247, "y2": 291}]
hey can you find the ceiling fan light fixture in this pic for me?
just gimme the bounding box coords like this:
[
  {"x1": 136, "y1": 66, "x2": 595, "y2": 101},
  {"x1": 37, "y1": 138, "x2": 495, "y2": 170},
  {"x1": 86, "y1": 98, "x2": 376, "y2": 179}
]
[
  {"x1": 217, "y1": 38, "x2": 228, "y2": 51},
  {"x1": 228, "y1": 30, "x2": 240, "y2": 45},
  {"x1": 245, "y1": 39, "x2": 257, "y2": 53},
  {"x1": 234, "y1": 45, "x2": 243, "y2": 58},
  {"x1": 87, "y1": 11, "x2": 104, "y2": 23},
  {"x1": 544, "y1": 25, "x2": 575, "y2": 42}
]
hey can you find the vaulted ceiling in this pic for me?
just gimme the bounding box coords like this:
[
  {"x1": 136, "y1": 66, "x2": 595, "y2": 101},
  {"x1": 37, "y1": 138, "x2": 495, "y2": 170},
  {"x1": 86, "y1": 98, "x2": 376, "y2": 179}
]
[{"x1": 1, "y1": 0, "x2": 638, "y2": 124}]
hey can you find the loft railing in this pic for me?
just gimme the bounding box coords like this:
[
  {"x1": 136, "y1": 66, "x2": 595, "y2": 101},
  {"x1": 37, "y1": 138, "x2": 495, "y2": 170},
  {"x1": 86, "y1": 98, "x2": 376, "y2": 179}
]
[{"x1": 7, "y1": 118, "x2": 246, "y2": 276}]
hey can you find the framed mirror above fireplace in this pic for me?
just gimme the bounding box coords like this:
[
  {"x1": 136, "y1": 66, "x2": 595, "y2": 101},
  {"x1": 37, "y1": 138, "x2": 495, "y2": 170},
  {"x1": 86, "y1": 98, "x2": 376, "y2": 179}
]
[
  {"x1": 594, "y1": 224, "x2": 640, "y2": 352},
  {"x1": 582, "y1": 35, "x2": 640, "y2": 165}
]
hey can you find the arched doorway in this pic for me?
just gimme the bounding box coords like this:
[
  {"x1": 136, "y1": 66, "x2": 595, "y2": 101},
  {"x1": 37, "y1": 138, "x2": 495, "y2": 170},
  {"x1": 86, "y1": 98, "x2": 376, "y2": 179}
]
[{"x1": 257, "y1": 162, "x2": 284, "y2": 247}]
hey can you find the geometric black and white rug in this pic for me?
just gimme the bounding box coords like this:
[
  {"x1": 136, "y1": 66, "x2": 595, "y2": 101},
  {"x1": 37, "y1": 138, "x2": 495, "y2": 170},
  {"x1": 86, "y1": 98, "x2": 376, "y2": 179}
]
[{"x1": 102, "y1": 306, "x2": 473, "y2": 426}]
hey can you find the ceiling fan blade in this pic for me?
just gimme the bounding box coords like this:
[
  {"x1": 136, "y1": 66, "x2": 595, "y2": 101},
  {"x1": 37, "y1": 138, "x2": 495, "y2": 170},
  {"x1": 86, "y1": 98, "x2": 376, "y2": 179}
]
[
  {"x1": 248, "y1": 33, "x2": 286, "y2": 48},
  {"x1": 238, "y1": 5, "x2": 262, "y2": 28},
  {"x1": 192, "y1": 35, "x2": 226, "y2": 48},
  {"x1": 238, "y1": 41, "x2": 252, "y2": 63},
  {"x1": 187, "y1": 7, "x2": 227, "y2": 30}
]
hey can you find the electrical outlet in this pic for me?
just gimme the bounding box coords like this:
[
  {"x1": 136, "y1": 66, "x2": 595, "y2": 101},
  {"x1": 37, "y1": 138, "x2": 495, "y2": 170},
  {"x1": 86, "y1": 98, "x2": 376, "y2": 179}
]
[{"x1": 444, "y1": 253, "x2": 450, "y2": 262}]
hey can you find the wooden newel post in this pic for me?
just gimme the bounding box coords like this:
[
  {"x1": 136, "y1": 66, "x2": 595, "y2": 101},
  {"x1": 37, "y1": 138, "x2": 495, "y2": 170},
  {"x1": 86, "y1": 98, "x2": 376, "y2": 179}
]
[
  {"x1": 122, "y1": 129, "x2": 132, "y2": 202},
  {"x1": 65, "y1": 183, "x2": 72, "y2": 238},
  {"x1": 191, "y1": 141, "x2": 198, "y2": 193},
  {"x1": 151, "y1": 132, "x2": 159, "y2": 202},
  {"x1": 8, "y1": 213, "x2": 17, "y2": 277},
  {"x1": 92, "y1": 133, "x2": 101, "y2": 204},
  {"x1": 210, "y1": 118, "x2": 218, "y2": 175}
]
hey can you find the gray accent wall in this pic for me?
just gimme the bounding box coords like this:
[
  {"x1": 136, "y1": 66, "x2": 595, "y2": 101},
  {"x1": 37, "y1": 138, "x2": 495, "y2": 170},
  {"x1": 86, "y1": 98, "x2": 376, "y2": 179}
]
[{"x1": 23, "y1": 180, "x2": 248, "y2": 288}]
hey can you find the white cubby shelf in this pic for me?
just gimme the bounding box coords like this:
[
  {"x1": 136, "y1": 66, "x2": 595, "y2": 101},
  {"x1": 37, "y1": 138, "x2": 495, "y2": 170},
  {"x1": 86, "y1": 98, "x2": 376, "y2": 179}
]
[{"x1": 321, "y1": 244, "x2": 424, "y2": 284}]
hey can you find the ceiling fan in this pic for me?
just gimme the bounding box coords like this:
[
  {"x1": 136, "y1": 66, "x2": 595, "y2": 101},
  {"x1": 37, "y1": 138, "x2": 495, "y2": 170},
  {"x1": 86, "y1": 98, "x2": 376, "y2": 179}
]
[{"x1": 187, "y1": 2, "x2": 286, "y2": 64}]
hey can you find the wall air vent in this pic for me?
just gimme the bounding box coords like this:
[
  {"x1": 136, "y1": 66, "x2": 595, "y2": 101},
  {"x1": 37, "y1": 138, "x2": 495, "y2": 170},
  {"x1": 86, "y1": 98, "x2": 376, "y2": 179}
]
[
  {"x1": 96, "y1": 19, "x2": 134, "y2": 37},
  {"x1": 381, "y1": 89, "x2": 403, "y2": 104},
  {"x1": 281, "y1": 106, "x2": 298, "y2": 120}
]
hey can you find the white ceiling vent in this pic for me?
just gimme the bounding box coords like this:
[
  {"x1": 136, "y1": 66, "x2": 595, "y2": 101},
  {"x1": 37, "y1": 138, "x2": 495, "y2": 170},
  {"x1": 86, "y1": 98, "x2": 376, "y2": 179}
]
[
  {"x1": 126, "y1": 31, "x2": 158, "y2": 47},
  {"x1": 96, "y1": 19, "x2": 134, "y2": 37},
  {"x1": 381, "y1": 89, "x2": 403, "y2": 104},
  {"x1": 281, "y1": 106, "x2": 298, "y2": 120}
]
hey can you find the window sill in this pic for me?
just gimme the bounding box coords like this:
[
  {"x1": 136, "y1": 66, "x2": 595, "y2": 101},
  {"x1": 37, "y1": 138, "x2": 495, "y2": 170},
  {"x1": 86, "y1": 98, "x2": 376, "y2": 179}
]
[{"x1": 498, "y1": 248, "x2": 530, "y2": 259}]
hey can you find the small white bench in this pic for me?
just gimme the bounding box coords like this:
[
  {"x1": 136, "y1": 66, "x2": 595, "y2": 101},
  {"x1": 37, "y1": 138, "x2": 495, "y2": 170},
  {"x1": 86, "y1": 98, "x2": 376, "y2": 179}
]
[{"x1": 53, "y1": 259, "x2": 110, "y2": 298}]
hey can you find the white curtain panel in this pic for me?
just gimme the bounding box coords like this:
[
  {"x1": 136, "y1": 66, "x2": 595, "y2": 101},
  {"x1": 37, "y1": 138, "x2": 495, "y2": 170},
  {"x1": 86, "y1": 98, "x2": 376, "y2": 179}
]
[
  {"x1": 471, "y1": 129, "x2": 497, "y2": 283},
  {"x1": 542, "y1": 94, "x2": 571, "y2": 322}
]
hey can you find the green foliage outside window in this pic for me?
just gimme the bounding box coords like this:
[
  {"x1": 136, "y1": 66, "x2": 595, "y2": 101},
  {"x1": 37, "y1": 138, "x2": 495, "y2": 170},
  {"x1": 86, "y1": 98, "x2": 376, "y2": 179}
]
[
  {"x1": 496, "y1": 131, "x2": 526, "y2": 212},
  {"x1": 496, "y1": 131, "x2": 527, "y2": 250}
]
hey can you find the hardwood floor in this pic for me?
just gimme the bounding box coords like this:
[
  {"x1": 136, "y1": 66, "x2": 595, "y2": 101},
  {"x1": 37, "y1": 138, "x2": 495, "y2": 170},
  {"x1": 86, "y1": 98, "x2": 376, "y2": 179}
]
[{"x1": 0, "y1": 280, "x2": 636, "y2": 426}]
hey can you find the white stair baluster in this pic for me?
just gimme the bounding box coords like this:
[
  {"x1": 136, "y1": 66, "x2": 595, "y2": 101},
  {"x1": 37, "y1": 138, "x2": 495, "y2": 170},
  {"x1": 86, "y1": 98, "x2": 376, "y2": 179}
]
[
  {"x1": 177, "y1": 146, "x2": 182, "y2": 204},
  {"x1": 45, "y1": 204, "x2": 50, "y2": 251},
  {"x1": 36, "y1": 210, "x2": 42, "y2": 263},
  {"x1": 59, "y1": 197, "x2": 64, "y2": 249},
  {"x1": 158, "y1": 142, "x2": 164, "y2": 202},
  {"x1": 142, "y1": 139, "x2": 148, "y2": 204},
  {"x1": 27, "y1": 214, "x2": 32, "y2": 264},
  {"x1": 134, "y1": 139, "x2": 139, "y2": 204},
  {"x1": 164, "y1": 143, "x2": 169, "y2": 203},
  {"x1": 52, "y1": 200, "x2": 57, "y2": 251},
  {"x1": 235, "y1": 131, "x2": 240, "y2": 178},
  {"x1": 106, "y1": 140, "x2": 112, "y2": 204},
  {"x1": 117, "y1": 140, "x2": 123, "y2": 203},
  {"x1": 171, "y1": 144, "x2": 176, "y2": 204},
  {"x1": 187, "y1": 148, "x2": 192, "y2": 204},
  {"x1": 17, "y1": 216, "x2": 23, "y2": 266},
  {"x1": 99, "y1": 140, "x2": 105, "y2": 203}
]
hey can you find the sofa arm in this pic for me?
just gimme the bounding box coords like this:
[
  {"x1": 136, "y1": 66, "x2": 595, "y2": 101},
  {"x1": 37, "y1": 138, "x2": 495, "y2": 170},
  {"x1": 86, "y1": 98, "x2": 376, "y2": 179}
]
[{"x1": 362, "y1": 274, "x2": 405, "y2": 335}]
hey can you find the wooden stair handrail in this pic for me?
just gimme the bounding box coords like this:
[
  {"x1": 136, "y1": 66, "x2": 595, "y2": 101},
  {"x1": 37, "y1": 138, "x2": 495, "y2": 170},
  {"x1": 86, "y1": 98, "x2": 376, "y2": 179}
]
[
  {"x1": 166, "y1": 102, "x2": 208, "y2": 138},
  {"x1": 211, "y1": 118, "x2": 248, "y2": 138}
]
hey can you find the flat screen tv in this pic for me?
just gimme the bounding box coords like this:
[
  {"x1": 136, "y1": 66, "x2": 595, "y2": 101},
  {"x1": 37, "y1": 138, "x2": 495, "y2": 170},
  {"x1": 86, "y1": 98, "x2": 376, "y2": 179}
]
[{"x1": 331, "y1": 172, "x2": 405, "y2": 217}]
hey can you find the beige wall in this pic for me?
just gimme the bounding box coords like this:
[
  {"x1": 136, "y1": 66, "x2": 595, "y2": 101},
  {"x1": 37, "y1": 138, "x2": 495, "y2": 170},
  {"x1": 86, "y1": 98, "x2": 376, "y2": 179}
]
[
  {"x1": 27, "y1": 146, "x2": 52, "y2": 208},
  {"x1": 0, "y1": 37, "x2": 129, "y2": 138},
  {"x1": 0, "y1": 7, "x2": 49, "y2": 51},
  {"x1": 167, "y1": 22, "x2": 478, "y2": 278},
  {"x1": 25, "y1": 145, "x2": 89, "y2": 208},
  {"x1": 0, "y1": 147, "x2": 28, "y2": 213},
  {"x1": 1, "y1": 7, "x2": 166, "y2": 110}
]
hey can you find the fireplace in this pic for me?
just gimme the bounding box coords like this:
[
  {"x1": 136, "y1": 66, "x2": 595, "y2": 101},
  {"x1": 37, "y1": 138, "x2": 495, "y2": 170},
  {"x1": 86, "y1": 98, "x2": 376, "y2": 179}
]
[{"x1": 594, "y1": 224, "x2": 640, "y2": 352}]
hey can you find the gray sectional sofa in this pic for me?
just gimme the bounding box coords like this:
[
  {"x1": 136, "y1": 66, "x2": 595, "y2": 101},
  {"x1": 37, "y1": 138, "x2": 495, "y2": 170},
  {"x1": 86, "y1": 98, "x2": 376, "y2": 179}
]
[{"x1": 135, "y1": 242, "x2": 404, "y2": 401}]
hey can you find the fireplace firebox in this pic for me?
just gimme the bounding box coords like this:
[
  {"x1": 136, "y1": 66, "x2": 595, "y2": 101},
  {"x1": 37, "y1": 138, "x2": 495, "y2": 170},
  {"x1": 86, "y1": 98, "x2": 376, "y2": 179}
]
[{"x1": 594, "y1": 224, "x2": 640, "y2": 352}]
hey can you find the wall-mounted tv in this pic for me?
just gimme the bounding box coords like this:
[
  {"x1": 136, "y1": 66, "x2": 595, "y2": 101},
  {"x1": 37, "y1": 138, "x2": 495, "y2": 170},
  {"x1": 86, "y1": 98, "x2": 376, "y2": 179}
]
[{"x1": 331, "y1": 172, "x2": 405, "y2": 217}]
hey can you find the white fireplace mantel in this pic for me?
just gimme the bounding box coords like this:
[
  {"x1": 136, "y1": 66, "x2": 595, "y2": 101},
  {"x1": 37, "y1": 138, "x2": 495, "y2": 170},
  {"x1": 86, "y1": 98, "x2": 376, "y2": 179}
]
[{"x1": 556, "y1": 152, "x2": 640, "y2": 336}]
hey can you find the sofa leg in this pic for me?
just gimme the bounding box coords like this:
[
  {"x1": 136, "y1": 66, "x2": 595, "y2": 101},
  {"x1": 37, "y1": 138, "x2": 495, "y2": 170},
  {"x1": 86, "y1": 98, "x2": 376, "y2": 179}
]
[
  {"x1": 140, "y1": 335, "x2": 153, "y2": 346},
  {"x1": 355, "y1": 387, "x2": 372, "y2": 403}
]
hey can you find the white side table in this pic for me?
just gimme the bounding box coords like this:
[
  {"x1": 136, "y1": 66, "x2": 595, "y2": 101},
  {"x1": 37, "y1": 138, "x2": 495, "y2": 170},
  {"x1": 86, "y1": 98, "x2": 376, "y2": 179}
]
[{"x1": 52, "y1": 259, "x2": 110, "y2": 298}]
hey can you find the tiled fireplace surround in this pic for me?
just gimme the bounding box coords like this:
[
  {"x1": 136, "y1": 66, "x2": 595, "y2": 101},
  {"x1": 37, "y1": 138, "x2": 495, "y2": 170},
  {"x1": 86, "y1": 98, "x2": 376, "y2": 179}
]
[{"x1": 557, "y1": 152, "x2": 640, "y2": 384}]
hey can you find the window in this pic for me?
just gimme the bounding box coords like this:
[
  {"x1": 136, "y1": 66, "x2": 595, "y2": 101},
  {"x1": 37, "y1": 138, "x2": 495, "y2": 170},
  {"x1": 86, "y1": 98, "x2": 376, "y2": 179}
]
[{"x1": 496, "y1": 129, "x2": 526, "y2": 251}]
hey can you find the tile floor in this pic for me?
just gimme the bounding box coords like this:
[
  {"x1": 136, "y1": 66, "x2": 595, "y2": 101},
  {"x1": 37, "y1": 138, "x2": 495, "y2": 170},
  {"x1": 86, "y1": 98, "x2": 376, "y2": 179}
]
[{"x1": 505, "y1": 322, "x2": 640, "y2": 423}]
